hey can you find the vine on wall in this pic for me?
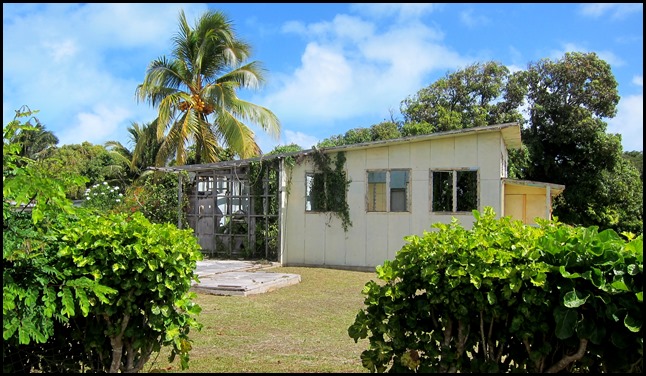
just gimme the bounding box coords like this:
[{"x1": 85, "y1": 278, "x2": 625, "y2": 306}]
[{"x1": 310, "y1": 149, "x2": 352, "y2": 232}]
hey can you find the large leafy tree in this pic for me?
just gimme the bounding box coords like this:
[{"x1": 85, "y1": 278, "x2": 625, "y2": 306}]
[
  {"x1": 401, "y1": 61, "x2": 526, "y2": 131},
  {"x1": 520, "y1": 52, "x2": 641, "y2": 234},
  {"x1": 398, "y1": 53, "x2": 642, "y2": 234},
  {"x1": 136, "y1": 9, "x2": 280, "y2": 166}
]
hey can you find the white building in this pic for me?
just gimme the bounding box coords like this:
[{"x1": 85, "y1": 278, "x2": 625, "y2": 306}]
[{"x1": 167, "y1": 122, "x2": 564, "y2": 271}]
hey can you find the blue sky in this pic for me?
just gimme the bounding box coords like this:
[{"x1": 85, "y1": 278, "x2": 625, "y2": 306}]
[{"x1": 3, "y1": 3, "x2": 643, "y2": 153}]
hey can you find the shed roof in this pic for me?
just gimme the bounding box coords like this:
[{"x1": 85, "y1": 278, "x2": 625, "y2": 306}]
[
  {"x1": 154, "y1": 122, "x2": 522, "y2": 173},
  {"x1": 503, "y1": 178, "x2": 565, "y2": 196}
]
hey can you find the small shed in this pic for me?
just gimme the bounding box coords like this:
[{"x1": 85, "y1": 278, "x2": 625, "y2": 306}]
[{"x1": 502, "y1": 178, "x2": 564, "y2": 225}]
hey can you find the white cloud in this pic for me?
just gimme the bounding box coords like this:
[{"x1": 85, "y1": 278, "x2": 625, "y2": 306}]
[
  {"x1": 2, "y1": 3, "x2": 206, "y2": 146},
  {"x1": 57, "y1": 105, "x2": 131, "y2": 146},
  {"x1": 459, "y1": 8, "x2": 490, "y2": 28},
  {"x1": 350, "y1": 3, "x2": 441, "y2": 21},
  {"x1": 579, "y1": 3, "x2": 643, "y2": 20},
  {"x1": 262, "y1": 15, "x2": 467, "y2": 134},
  {"x1": 284, "y1": 130, "x2": 319, "y2": 149},
  {"x1": 633, "y1": 75, "x2": 643, "y2": 87},
  {"x1": 44, "y1": 39, "x2": 78, "y2": 62},
  {"x1": 282, "y1": 15, "x2": 375, "y2": 45},
  {"x1": 607, "y1": 94, "x2": 643, "y2": 151},
  {"x1": 254, "y1": 128, "x2": 319, "y2": 153}
]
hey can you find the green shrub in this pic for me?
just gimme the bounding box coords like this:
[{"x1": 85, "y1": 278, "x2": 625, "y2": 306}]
[
  {"x1": 52, "y1": 210, "x2": 203, "y2": 372},
  {"x1": 348, "y1": 207, "x2": 643, "y2": 373},
  {"x1": 3, "y1": 108, "x2": 203, "y2": 373}
]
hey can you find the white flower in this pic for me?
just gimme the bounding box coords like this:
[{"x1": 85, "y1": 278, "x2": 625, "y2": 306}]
[
  {"x1": 118, "y1": 193, "x2": 123, "y2": 197},
  {"x1": 103, "y1": 182, "x2": 108, "y2": 185},
  {"x1": 116, "y1": 199, "x2": 121, "y2": 202},
  {"x1": 86, "y1": 197, "x2": 91, "y2": 200}
]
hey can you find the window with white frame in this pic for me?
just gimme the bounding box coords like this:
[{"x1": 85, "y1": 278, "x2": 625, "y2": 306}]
[
  {"x1": 367, "y1": 169, "x2": 410, "y2": 212},
  {"x1": 431, "y1": 169, "x2": 478, "y2": 212}
]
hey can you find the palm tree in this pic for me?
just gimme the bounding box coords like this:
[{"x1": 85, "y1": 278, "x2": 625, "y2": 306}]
[
  {"x1": 10, "y1": 118, "x2": 59, "y2": 160},
  {"x1": 135, "y1": 9, "x2": 280, "y2": 166},
  {"x1": 105, "y1": 121, "x2": 164, "y2": 182}
]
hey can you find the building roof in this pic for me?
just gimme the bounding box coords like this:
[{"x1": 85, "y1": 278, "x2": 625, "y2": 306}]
[
  {"x1": 154, "y1": 122, "x2": 522, "y2": 173},
  {"x1": 502, "y1": 178, "x2": 565, "y2": 195}
]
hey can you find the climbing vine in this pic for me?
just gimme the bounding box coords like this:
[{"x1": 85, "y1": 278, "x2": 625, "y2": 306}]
[
  {"x1": 247, "y1": 147, "x2": 299, "y2": 259},
  {"x1": 310, "y1": 148, "x2": 352, "y2": 232}
]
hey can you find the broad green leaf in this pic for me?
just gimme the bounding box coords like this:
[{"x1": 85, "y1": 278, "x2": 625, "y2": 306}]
[
  {"x1": 576, "y1": 316, "x2": 596, "y2": 339},
  {"x1": 563, "y1": 289, "x2": 589, "y2": 308},
  {"x1": 559, "y1": 265, "x2": 580, "y2": 279},
  {"x1": 610, "y1": 277, "x2": 629, "y2": 291},
  {"x1": 554, "y1": 306, "x2": 577, "y2": 339},
  {"x1": 624, "y1": 313, "x2": 642, "y2": 332}
]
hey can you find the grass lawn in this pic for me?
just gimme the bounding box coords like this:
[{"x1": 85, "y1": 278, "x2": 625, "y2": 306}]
[{"x1": 144, "y1": 266, "x2": 379, "y2": 373}]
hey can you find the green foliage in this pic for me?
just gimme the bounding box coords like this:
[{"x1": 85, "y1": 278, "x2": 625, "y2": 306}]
[
  {"x1": 400, "y1": 61, "x2": 525, "y2": 131},
  {"x1": 400, "y1": 121, "x2": 435, "y2": 137},
  {"x1": 120, "y1": 171, "x2": 190, "y2": 226},
  {"x1": 521, "y1": 52, "x2": 642, "y2": 235},
  {"x1": 317, "y1": 121, "x2": 403, "y2": 148},
  {"x1": 105, "y1": 120, "x2": 166, "y2": 184},
  {"x1": 370, "y1": 121, "x2": 401, "y2": 141},
  {"x1": 395, "y1": 53, "x2": 642, "y2": 235},
  {"x1": 49, "y1": 210, "x2": 203, "y2": 372},
  {"x1": 39, "y1": 141, "x2": 124, "y2": 199},
  {"x1": 3, "y1": 107, "x2": 84, "y2": 224},
  {"x1": 4, "y1": 108, "x2": 202, "y2": 373},
  {"x1": 309, "y1": 149, "x2": 352, "y2": 231},
  {"x1": 623, "y1": 150, "x2": 643, "y2": 181},
  {"x1": 82, "y1": 181, "x2": 124, "y2": 212},
  {"x1": 4, "y1": 108, "x2": 114, "y2": 372},
  {"x1": 267, "y1": 143, "x2": 304, "y2": 155},
  {"x1": 349, "y1": 207, "x2": 643, "y2": 373},
  {"x1": 136, "y1": 9, "x2": 280, "y2": 165},
  {"x1": 4, "y1": 110, "x2": 58, "y2": 160}
]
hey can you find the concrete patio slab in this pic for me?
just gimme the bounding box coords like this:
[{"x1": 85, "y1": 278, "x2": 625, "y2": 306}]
[{"x1": 191, "y1": 260, "x2": 301, "y2": 296}]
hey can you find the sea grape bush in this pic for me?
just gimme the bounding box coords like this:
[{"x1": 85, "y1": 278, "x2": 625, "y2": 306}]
[
  {"x1": 348, "y1": 207, "x2": 643, "y2": 373},
  {"x1": 50, "y1": 210, "x2": 204, "y2": 372},
  {"x1": 4, "y1": 108, "x2": 203, "y2": 373}
]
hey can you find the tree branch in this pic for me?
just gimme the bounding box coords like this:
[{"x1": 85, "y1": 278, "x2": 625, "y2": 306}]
[{"x1": 545, "y1": 338, "x2": 588, "y2": 373}]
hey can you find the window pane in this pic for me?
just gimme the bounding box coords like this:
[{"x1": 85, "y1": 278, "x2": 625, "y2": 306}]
[
  {"x1": 305, "y1": 174, "x2": 314, "y2": 211},
  {"x1": 457, "y1": 170, "x2": 477, "y2": 211},
  {"x1": 306, "y1": 173, "x2": 326, "y2": 211},
  {"x1": 367, "y1": 171, "x2": 386, "y2": 212},
  {"x1": 432, "y1": 171, "x2": 453, "y2": 211},
  {"x1": 390, "y1": 170, "x2": 409, "y2": 212}
]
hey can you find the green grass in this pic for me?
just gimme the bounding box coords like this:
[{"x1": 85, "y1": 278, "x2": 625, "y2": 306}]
[{"x1": 144, "y1": 266, "x2": 379, "y2": 373}]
